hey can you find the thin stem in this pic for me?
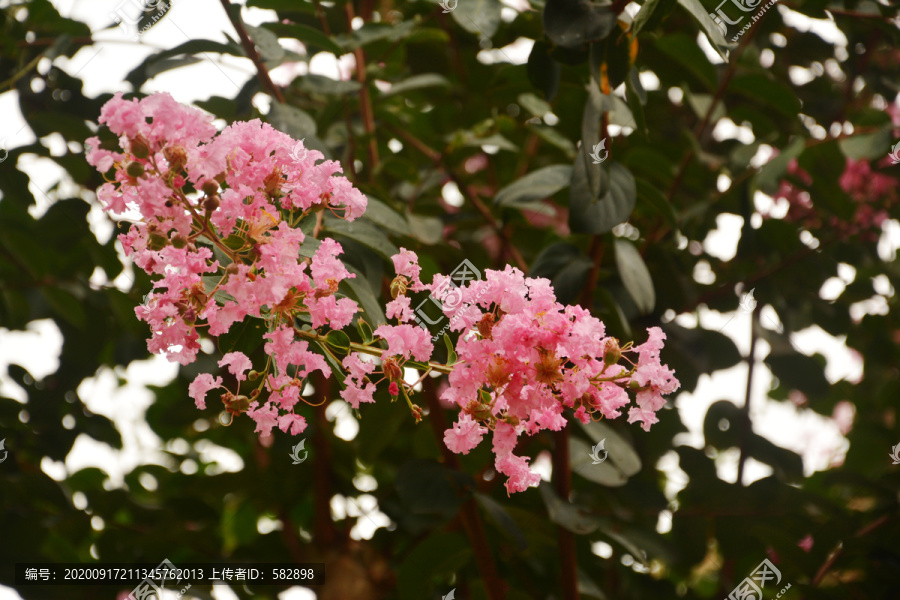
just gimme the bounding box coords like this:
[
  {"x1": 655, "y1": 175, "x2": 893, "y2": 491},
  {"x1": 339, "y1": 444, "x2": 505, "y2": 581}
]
[
  {"x1": 553, "y1": 427, "x2": 579, "y2": 600},
  {"x1": 219, "y1": 0, "x2": 285, "y2": 103},
  {"x1": 736, "y1": 302, "x2": 760, "y2": 486},
  {"x1": 384, "y1": 123, "x2": 528, "y2": 271},
  {"x1": 292, "y1": 326, "x2": 454, "y2": 374}
]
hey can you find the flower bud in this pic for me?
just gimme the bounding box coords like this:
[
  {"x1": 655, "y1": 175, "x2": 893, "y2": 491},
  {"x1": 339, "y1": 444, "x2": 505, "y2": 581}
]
[
  {"x1": 201, "y1": 179, "x2": 219, "y2": 196},
  {"x1": 603, "y1": 338, "x2": 621, "y2": 365},
  {"x1": 203, "y1": 195, "x2": 220, "y2": 212},
  {"x1": 130, "y1": 135, "x2": 151, "y2": 159},
  {"x1": 248, "y1": 370, "x2": 260, "y2": 381},
  {"x1": 125, "y1": 161, "x2": 145, "y2": 178},
  {"x1": 171, "y1": 233, "x2": 187, "y2": 249},
  {"x1": 147, "y1": 231, "x2": 168, "y2": 251}
]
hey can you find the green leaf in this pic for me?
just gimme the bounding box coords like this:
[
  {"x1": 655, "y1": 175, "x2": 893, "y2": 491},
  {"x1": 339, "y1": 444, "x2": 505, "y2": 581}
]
[
  {"x1": 474, "y1": 493, "x2": 527, "y2": 550},
  {"x1": 41, "y1": 287, "x2": 86, "y2": 328},
  {"x1": 527, "y1": 41, "x2": 561, "y2": 101},
  {"x1": 292, "y1": 73, "x2": 361, "y2": 95},
  {"x1": 125, "y1": 39, "x2": 243, "y2": 89},
  {"x1": 360, "y1": 197, "x2": 411, "y2": 237},
  {"x1": 543, "y1": 0, "x2": 617, "y2": 48},
  {"x1": 578, "y1": 420, "x2": 642, "y2": 476},
  {"x1": 406, "y1": 212, "x2": 443, "y2": 245},
  {"x1": 632, "y1": 0, "x2": 662, "y2": 36},
  {"x1": 267, "y1": 103, "x2": 317, "y2": 138},
  {"x1": 452, "y1": 0, "x2": 503, "y2": 38},
  {"x1": 395, "y1": 459, "x2": 463, "y2": 516},
  {"x1": 654, "y1": 33, "x2": 716, "y2": 90},
  {"x1": 838, "y1": 127, "x2": 893, "y2": 161},
  {"x1": 324, "y1": 216, "x2": 399, "y2": 261},
  {"x1": 636, "y1": 177, "x2": 677, "y2": 230},
  {"x1": 356, "y1": 317, "x2": 374, "y2": 344},
  {"x1": 343, "y1": 264, "x2": 387, "y2": 327},
  {"x1": 765, "y1": 351, "x2": 831, "y2": 400},
  {"x1": 324, "y1": 330, "x2": 351, "y2": 354},
  {"x1": 381, "y1": 74, "x2": 451, "y2": 97},
  {"x1": 264, "y1": 23, "x2": 343, "y2": 55},
  {"x1": 570, "y1": 437, "x2": 630, "y2": 486},
  {"x1": 676, "y1": 0, "x2": 735, "y2": 60},
  {"x1": 245, "y1": 24, "x2": 285, "y2": 61},
  {"x1": 529, "y1": 242, "x2": 593, "y2": 305},
  {"x1": 730, "y1": 74, "x2": 802, "y2": 117},
  {"x1": 443, "y1": 333, "x2": 458, "y2": 366},
  {"x1": 518, "y1": 92, "x2": 552, "y2": 117},
  {"x1": 570, "y1": 160, "x2": 637, "y2": 235},
  {"x1": 614, "y1": 238, "x2": 654, "y2": 313},
  {"x1": 539, "y1": 482, "x2": 599, "y2": 534},
  {"x1": 495, "y1": 164, "x2": 573, "y2": 207},
  {"x1": 528, "y1": 124, "x2": 577, "y2": 158}
]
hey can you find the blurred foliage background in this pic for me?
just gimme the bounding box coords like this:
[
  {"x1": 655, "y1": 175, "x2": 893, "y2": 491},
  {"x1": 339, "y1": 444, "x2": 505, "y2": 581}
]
[{"x1": 1, "y1": 0, "x2": 900, "y2": 598}]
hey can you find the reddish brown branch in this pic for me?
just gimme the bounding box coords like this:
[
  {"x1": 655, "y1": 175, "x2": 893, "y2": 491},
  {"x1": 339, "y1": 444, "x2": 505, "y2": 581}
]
[
  {"x1": 219, "y1": 0, "x2": 285, "y2": 103},
  {"x1": 553, "y1": 427, "x2": 579, "y2": 600},
  {"x1": 424, "y1": 378, "x2": 507, "y2": 600},
  {"x1": 345, "y1": 3, "x2": 379, "y2": 177},
  {"x1": 385, "y1": 123, "x2": 528, "y2": 272}
]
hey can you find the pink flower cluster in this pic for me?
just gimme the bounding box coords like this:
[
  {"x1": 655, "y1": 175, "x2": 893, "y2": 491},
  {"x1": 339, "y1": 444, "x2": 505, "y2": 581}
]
[
  {"x1": 773, "y1": 155, "x2": 896, "y2": 242},
  {"x1": 87, "y1": 94, "x2": 680, "y2": 494},
  {"x1": 87, "y1": 92, "x2": 366, "y2": 435},
  {"x1": 340, "y1": 251, "x2": 680, "y2": 494}
]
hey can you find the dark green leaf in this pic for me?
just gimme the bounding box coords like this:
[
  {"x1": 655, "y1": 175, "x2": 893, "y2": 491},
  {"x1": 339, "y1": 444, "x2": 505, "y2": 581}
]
[{"x1": 495, "y1": 164, "x2": 573, "y2": 207}]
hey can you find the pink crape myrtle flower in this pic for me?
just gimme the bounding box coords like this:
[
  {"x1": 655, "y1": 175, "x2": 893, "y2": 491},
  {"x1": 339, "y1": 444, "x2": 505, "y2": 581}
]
[{"x1": 385, "y1": 254, "x2": 680, "y2": 493}]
